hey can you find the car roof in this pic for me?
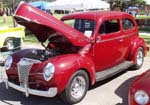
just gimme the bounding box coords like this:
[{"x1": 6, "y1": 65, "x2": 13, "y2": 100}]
[{"x1": 61, "y1": 11, "x2": 133, "y2": 21}]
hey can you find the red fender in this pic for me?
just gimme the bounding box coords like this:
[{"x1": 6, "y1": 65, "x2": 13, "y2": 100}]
[
  {"x1": 49, "y1": 54, "x2": 95, "y2": 94},
  {"x1": 129, "y1": 37, "x2": 147, "y2": 64}
]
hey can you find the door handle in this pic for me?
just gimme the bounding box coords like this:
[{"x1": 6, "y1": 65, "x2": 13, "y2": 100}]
[
  {"x1": 96, "y1": 36, "x2": 101, "y2": 43},
  {"x1": 119, "y1": 39, "x2": 124, "y2": 42}
]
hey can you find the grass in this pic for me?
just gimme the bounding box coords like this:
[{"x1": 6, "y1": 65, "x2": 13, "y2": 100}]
[
  {"x1": 53, "y1": 14, "x2": 64, "y2": 19},
  {"x1": 0, "y1": 15, "x2": 64, "y2": 43},
  {"x1": 140, "y1": 35, "x2": 150, "y2": 45},
  {"x1": 0, "y1": 15, "x2": 150, "y2": 56},
  {"x1": 139, "y1": 27, "x2": 150, "y2": 32},
  {"x1": 0, "y1": 14, "x2": 64, "y2": 28},
  {"x1": 0, "y1": 16, "x2": 14, "y2": 28},
  {"x1": 23, "y1": 35, "x2": 38, "y2": 43},
  {"x1": 140, "y1": 35, "x2": 150, "y2": 56},
  {"x1": 136, "y1": 15, "x2": 150, "y2": 19}
]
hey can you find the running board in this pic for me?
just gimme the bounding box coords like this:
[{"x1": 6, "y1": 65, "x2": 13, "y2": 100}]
[{"x1": 96, "y1": 61, "x2": 133, "y2": 82}]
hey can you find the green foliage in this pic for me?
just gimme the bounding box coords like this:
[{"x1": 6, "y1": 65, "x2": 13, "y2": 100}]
[
  {"x1": 23, "y1": 35, "x2": 38, "y2": 43},
  {"x1": 0, "y1": 16, "x2": 14, "y2": 27},
  {"x1": 139, "y1": 35, "x2": 150, "y2": 57},
  {"x1": 141, "y1": 36, "x2": 150, "y2": 45},
  {"x1": 2, "y1": 0, "x2": 20, "y2": 8},
  {"x1": 110, "y1": 0, "x2": 146, "y2": 10}
]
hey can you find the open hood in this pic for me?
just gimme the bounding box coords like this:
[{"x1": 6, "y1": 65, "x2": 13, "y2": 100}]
[{"x1": 14, "y1": 2, "x2": 90, "y2": 47}]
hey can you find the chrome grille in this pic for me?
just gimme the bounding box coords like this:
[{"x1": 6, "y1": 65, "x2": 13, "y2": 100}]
[{"x1": 17, "y1": 58, "x2": 41, "y2": 87}]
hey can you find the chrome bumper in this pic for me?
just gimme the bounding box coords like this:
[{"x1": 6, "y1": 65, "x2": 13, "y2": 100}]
[{"x1": 2, "y1": 78, "x2": 57, "y2": 97}]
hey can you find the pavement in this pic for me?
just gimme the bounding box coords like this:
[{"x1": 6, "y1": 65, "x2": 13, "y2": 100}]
[{"x1": 0, "y1": 55, "x2": 150, "y2": 105}]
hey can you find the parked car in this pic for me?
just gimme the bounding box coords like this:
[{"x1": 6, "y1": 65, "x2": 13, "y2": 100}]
[
  {"x1": 0, "y1": 27, "x2": 25, "y2": 51},
  {"x1": 129, "y1": 70, "x2": 150, "y2": 105},
  {"x1": 1, "y1": 2, "x2": 147, "y2": 104}
]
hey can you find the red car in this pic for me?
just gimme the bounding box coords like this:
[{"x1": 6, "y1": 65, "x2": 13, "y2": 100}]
[
  {"x1": 1, "y1": 2, "x2": 147, "y2": 104},
  {"x1": 129, "y1": 70, "x2": 150, "y2": 105}
]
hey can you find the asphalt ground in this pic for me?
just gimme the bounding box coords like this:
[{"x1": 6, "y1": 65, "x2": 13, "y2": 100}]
[{"x1": 0, "y1": 54, "x2": 149, "y2": 105}]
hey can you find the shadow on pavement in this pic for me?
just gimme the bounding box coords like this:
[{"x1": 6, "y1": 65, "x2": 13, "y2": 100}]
[
  {"x1": 90, "y1": 70, "x2": 127, "y2": 90},
  {"x1": 0, "y1": 68, "x2": 138, "y2": 105},
  {"x1": 0, "y1": 83, "x2": 70, "y2": 105},
  {"x1": 115, "y1": 76, "x2": 137, "y2": 105}
]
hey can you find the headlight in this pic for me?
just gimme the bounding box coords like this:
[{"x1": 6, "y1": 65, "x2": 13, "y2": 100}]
[
  {"x1": 43, "y1": 63, "x2": 55, "y2": 81},
  {"x1": 4, "y1": 56, "x2": 13, "y2": 70},
  {"x1": 134, "y1": 90, "x2": 149, "y2": 105}
]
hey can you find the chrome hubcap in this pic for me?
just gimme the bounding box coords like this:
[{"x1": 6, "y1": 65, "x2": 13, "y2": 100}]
[
  {"x1": 136, "y1": 50, "x2": 143, "y2": 66},
  {"x1": 70, "y1": 76, "x2": 86, "y2": 99}
]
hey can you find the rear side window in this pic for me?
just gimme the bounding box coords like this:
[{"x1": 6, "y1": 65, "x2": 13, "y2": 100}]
[
  {"x1": 122, "y1": 18, "x2": 134, "y2": 30},
  {"x1": 99, "y1": 19, "x2": 120, "y2": 34}
]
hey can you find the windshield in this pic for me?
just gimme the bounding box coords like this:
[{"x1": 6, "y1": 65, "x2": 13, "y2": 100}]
[{"x1": 64, "y1": 19, "x2": 96, "y2": 38}]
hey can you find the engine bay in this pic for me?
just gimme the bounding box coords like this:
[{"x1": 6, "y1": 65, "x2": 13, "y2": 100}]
[{"x1": 23, "y1": 34, "x2": 81, "y2": 61}]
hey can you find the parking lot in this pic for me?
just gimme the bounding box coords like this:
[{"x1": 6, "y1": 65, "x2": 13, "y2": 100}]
[{"x1": 0, "y1": 56, "x2": 149, "y2": 105}]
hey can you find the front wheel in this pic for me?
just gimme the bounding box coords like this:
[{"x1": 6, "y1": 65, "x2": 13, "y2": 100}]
[
  {"x1": 131, "y1": 47, "x2": 144, "y2": 70},
  {"x1": 60, "y1": 70, "x2": 89, "y2": 104}
]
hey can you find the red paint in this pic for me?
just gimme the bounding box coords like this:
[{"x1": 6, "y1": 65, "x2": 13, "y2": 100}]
[
  {"x1": 129, "y1": 70, "x2": 150, "y2": 105},
  {"x1": 6, "y1": 2, "x2": 147, "y2": 97}
]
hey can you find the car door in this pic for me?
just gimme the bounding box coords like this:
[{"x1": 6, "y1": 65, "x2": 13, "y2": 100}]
[
  {"x1": 92, "y1": 18, "x2": 125, "y2": 72},
  {"x1": 121, "y1": 18, "x2": 138, "y2": 59}
]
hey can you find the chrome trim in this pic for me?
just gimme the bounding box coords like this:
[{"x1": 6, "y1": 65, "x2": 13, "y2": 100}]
[
  {"x1": 70, "y1": 76, "x2": 86, "y2": 99},
  {"x1": 3, "y1": 79, "x2": 57, "y2": 97},
  {"x1": 99, "y1": 33, "x2": 135, "y2": 43},
  {"x1": 17, "y1": 58, "x2": 41, "y2": 87}
]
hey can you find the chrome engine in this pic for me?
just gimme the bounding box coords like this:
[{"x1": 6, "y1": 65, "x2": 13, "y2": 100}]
[{"x1": 24, "y1": 48, "x2": 60, "y2": 61}]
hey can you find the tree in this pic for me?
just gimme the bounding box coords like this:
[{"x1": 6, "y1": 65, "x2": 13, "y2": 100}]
[
  {"x1": 0, "y1": 0, "x2": 20, "y2": 26},
  {"x1": 107, "y1": 0, "x2": 146, "y2": 10},
  {"x1": 2, "y1": 0, "x2": 19, "y2": 8}
]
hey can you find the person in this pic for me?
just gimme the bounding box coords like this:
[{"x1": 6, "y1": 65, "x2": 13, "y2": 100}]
[
  {"x1": 0, "y1": 8, "x2": 2, "y2": 16},
  {"x1": 2, "y1": 8, "x2": 7, "y2": 23}
]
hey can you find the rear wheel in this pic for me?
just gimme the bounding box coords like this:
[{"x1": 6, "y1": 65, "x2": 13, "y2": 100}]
[
  {"x1": 60, "y1": 70, "x2": 89, "y2": 104},
  {"x1": 131, "y1": 47, "x2": 144, "y2": 70}
]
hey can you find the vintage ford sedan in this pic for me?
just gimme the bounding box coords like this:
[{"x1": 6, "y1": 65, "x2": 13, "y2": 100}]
[
  {"x1": 1, "y1": 2, "x2": 147, "y2": 104},
  {"x1": 129, "y1": 70, "x2": 150, "y2": 105}
]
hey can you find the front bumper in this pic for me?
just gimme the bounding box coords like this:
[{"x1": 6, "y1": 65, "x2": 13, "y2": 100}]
[{"x1": 1, "y1": 77, "x2": 57, "y2": 98}]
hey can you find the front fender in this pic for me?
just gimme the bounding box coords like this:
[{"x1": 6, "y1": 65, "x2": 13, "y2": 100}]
[
  {"x1": 129, "y1": 37, "x2": 147, "y2": 64},
  {"x1": 49, "y1": 54, "x2": 95, "y2": 94}
]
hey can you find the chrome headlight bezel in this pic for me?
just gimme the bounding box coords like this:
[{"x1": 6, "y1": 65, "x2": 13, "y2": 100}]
[
  {"x1": 43, "y1": 63, "x2": 55, "y2": 81},
  {"x1": 4, "y1": 55, "x2": 13, "y2": 70},
  {"x1": 134, "y1": 90, "x2": 149, "y2": 105}
]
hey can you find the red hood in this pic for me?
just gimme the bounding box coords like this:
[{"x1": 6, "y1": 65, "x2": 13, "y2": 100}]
[{"x1": 14, "y1": 2, "x2": 90, "y2": 46}]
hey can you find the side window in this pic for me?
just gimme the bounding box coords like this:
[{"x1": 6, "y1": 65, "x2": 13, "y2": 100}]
[
  {"x1": 74, "y1": 19, "x2": 96, "y2": 37},
  {"x1": 122, "y1": 18, "x2": 134, "y2": 30},
  {"x1": 99, "y1": 19, "x2": 120, "y2": 34},
  {"x1": 74, "y1": 19, "x2": 95, "y2": 33},
  {"x1": 63, "y1": 19, "x2": 96, "y2": 38}
]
